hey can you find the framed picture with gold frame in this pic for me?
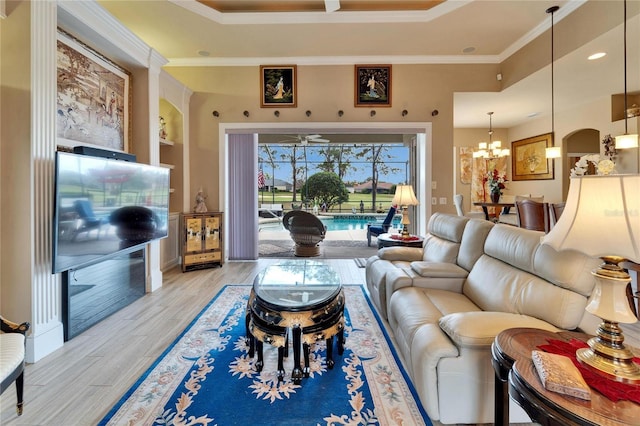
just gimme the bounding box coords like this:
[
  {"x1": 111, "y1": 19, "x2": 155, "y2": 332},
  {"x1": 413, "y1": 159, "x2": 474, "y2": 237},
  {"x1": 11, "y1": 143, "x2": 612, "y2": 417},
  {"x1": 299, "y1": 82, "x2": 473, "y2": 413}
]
[
  {"x1": 355, "y1": 64, "x2": 391, "y2": 107},
  {"x1": 511, "y1": 133, "x2": 555, "y2": 181},
  {"x1": 260, "y1": 65, "x2": 297, "y2": 108}
]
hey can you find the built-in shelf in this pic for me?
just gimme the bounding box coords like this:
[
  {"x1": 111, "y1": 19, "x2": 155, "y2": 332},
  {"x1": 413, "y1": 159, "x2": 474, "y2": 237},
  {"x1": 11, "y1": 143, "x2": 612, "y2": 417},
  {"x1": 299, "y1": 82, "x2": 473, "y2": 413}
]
[
  {"x1": 160, "y1": 162, "x2": 175, "y2": 169},
  {"x1": 159, "y1": 138, "x2": 174, "y2": 146}
]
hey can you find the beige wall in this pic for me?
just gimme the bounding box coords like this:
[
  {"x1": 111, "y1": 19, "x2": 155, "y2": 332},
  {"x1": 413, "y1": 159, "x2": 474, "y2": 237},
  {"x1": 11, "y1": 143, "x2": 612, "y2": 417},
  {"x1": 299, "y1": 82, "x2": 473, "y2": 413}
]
[
  {"x1": 1, "y1": 0, "x2": 33, "y2": 320},
  {"x1": 166, "y1": 63, "x2": 501, "y2": 215}
]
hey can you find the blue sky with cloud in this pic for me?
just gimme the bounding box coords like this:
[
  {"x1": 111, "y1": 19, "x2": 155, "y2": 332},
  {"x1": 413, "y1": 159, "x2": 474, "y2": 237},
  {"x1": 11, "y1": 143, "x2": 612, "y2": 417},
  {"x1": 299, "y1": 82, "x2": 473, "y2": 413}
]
[{"x1": 258, "y1": 144, "x2": 410, "y2": 186}]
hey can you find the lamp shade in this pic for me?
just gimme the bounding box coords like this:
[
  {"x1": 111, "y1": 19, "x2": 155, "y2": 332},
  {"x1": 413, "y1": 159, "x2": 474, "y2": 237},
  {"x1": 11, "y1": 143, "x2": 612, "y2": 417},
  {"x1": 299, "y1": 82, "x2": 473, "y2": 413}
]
[
  {"x1": 541, "y1": 174, "x2": 640, "y2": 263},
  {"x1": 392, "y1": 185, "x2": 419, "y2": 207},
  {"x1": 615, "y1": 133, "x2": 639, "y2": 149},
  {"x1": 545, "y1": 147, "x2": 561, "y2": 158}
]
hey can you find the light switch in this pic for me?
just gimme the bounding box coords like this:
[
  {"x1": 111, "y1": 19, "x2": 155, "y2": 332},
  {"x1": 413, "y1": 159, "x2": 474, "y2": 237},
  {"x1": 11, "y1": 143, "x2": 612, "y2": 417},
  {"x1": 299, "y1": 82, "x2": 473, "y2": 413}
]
[
  {"x1": 432, "y1": 197, "x2": 437, "y2": 205},
  {"x1": 432, "y1": 181, "x2": 437, "y2": 190},
  {"x1": 439, "y1": 197, "x2": 447, "y2": 205}
]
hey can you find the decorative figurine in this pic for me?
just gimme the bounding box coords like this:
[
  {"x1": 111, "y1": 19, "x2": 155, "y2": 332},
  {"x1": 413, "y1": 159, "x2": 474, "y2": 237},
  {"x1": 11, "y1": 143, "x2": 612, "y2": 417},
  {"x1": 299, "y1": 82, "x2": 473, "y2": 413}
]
[
  {"x1": 159, "y1": 116, "x2": 167, "y2": 139},
  {"x1": 194, "y1": 188, "x2": 208, "y2": 213}
]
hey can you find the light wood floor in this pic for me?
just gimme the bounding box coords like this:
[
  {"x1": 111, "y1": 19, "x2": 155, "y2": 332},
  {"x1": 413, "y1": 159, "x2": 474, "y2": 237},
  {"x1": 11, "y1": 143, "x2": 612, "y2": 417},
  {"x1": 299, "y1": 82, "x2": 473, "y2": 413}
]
[
  {"x1": 2, "y1": 259, "x2": 639, "y2": 426},
  {"x1": 0, "y1": 260, "x2": 368, "y2": 425}
]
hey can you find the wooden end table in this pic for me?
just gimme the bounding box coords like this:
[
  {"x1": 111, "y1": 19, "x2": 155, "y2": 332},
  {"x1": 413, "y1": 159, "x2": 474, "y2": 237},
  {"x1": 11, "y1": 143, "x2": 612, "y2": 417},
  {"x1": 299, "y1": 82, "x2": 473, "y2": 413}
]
[
  {"x1": 491, "y1": 327, "x2": 640, "y2": 426},
  {"x1": 376, "y1": 233, "x2": 424, "y2": 249}
]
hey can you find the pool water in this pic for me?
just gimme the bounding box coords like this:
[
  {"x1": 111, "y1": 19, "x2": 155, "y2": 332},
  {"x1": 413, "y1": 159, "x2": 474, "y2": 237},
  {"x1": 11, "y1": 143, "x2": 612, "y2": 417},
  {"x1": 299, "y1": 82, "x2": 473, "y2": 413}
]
[{"x1": 260, "y1": 215, "x2": 402, "y2": 232}]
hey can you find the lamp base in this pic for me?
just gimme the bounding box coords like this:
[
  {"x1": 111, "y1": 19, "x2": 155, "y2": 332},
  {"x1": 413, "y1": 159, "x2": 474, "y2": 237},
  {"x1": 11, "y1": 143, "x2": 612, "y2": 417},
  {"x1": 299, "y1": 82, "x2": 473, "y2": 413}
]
[
  {"x1": 400, "y1": 224, "x2": 410, "y2": 239},
  {"x1": 576, "y1": 320, "x2": 640, "y2": 384}
]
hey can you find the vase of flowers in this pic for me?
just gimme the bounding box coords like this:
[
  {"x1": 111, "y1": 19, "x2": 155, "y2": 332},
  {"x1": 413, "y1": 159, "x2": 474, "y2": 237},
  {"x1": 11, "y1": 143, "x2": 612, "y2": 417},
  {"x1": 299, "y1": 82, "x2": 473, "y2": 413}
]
[{"x1": 484, "y1": 168, "x2": 507, "y2": 203}]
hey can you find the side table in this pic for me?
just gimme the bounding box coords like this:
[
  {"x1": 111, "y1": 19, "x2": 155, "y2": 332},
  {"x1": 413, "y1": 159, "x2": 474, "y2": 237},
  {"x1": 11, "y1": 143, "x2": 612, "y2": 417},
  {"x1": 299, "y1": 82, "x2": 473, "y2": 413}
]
[
  {"x1": 492, "y1": 327, "x2": 640, "y2": 426},
  {"x1": 376, "y1": 233, "x2": 424, "y2": 249}
]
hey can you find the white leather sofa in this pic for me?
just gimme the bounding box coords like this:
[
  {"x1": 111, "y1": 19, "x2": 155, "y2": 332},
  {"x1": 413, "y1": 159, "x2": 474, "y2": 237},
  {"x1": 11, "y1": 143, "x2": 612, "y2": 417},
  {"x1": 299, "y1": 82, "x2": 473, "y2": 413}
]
[{"x1": 365, "y1": 213, "x2": 601, "y2": 424}]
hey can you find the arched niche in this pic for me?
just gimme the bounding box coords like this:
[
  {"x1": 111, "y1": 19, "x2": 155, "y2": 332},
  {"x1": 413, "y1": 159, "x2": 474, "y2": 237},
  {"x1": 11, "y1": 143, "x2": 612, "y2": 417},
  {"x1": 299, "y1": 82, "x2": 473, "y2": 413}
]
[{"x1": 562, "y1": 128, "x2": 599, "y2": 199}]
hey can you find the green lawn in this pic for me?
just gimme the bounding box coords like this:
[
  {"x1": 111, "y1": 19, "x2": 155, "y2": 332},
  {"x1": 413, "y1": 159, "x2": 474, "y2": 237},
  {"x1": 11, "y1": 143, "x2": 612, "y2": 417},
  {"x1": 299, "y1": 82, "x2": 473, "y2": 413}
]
[{"x1": 258, "y1": 191, "x2": 395, "y2": 212}]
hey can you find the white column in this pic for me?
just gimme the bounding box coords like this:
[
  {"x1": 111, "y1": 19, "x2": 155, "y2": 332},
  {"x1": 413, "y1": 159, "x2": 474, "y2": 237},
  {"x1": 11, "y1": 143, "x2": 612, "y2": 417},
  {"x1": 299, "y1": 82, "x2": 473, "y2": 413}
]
[
  {"x1": 28, "y1": 0, "x2": 64, "y2": 362},
  {"x1": 146, "y1": 49, "x2": 169, "y2": 292}
]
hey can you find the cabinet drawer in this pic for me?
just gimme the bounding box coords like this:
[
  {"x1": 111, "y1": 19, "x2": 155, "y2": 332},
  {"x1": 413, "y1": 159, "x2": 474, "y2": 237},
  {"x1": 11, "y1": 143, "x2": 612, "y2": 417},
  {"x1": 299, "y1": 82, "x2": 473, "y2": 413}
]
[{"x1": 184, "y1": 251, "x2": 221, "y2": 265}]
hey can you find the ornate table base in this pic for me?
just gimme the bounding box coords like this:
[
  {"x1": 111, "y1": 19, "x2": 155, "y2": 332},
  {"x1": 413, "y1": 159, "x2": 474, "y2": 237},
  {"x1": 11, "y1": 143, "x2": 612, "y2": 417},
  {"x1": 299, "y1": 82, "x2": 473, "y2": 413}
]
[{"x1": 246, "y1": 287, "x2": 345, "y2": 384}]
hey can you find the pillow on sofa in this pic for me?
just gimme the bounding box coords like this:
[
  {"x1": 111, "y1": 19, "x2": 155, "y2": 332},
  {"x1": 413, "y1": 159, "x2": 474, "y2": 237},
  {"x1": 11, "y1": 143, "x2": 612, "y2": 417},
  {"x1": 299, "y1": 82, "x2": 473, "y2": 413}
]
[{"x1": 439, "y1": 311, "x2": 560, "y2": 348}]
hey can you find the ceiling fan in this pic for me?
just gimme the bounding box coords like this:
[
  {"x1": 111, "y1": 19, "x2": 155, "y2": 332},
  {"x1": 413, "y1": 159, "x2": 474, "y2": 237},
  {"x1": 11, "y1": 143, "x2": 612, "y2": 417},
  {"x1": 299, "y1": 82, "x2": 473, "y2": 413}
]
[
  {"x1": 278, "y1": 134, "x2": 330, "y2": 145},
  {"x1": 325, "y1": 0, "x2": 340, "y2": 13}
]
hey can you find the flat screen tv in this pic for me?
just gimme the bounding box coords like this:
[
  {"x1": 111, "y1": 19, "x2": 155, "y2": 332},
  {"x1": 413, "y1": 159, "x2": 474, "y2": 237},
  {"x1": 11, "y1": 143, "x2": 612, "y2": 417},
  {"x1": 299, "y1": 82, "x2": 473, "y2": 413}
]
[{"x1": 52, "y1": 151, "x2": 170, "y2": 274}]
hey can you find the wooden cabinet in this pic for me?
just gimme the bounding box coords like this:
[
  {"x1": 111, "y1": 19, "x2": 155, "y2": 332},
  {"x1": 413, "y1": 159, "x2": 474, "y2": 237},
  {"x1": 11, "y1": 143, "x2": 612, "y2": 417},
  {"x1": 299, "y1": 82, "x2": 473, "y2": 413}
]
[{"x1": 181, "y1": 212, "x2": 223, "y2": 272}]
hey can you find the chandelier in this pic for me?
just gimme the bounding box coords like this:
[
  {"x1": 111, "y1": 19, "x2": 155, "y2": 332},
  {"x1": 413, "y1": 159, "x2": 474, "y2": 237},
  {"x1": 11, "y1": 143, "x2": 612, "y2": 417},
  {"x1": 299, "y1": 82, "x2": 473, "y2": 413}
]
[{"x1": 472, "y1": 112, "x2": 510, "y2": 159}]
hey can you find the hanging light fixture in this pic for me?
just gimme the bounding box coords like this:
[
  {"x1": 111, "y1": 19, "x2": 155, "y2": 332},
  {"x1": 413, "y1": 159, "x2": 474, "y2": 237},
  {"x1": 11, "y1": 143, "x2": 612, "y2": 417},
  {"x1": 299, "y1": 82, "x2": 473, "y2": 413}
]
[
  {"x1": 472, "y1": 112, "x2": 510, "y2": 159},
  {"x1": 545, "y1": 6, "x2": 562, "y2": 159},
  {"x1": 615, "y1": 0, "x2": 639, "y2": 148}
]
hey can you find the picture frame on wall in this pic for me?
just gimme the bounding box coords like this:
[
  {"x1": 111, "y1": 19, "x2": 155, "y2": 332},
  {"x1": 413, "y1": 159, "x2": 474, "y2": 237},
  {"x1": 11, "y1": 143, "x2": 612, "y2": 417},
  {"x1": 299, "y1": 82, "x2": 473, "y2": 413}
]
[
  {"x1": 260, "y1": 65, "x2": 297, "y2": 108},
  {"x1": 56, "y1": 29, "x2": 130, "y2": 152},
  {"x1": 511, "y1": 133, "x2": 555, "y2": 181},
  {"x1": 355, "y1": 64, "x2": 392, "y2": 107}
]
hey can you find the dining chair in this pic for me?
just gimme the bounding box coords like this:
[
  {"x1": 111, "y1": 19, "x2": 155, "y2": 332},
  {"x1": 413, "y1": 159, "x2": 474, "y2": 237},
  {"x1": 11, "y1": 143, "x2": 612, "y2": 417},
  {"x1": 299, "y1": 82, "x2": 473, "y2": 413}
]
[
  {"x1": 549, "y1": 202, "x2": 565, "y2": 227},
  {"x1": 515, "y1": 199, "x2": 550, "y2": 233},
  {"x1": 499, "y1": 195, "x2": 544, "y2": 226},
  {"x1": 453, "y1": 194, "x2": 484, "y2": 220}
]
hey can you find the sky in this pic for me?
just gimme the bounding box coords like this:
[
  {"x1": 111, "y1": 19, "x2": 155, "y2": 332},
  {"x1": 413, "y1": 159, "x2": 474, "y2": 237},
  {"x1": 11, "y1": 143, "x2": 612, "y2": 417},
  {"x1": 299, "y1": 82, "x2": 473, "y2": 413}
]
[{"x1": 258, "y1": 143, "x2": 410, "y2": 186}]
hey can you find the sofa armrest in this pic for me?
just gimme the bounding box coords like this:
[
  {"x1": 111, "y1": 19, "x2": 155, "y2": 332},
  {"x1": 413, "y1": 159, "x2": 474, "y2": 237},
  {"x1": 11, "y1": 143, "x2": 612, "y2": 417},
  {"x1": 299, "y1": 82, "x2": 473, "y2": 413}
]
[
  {"x1": 386, "y1": 267, "x2": 414, "y2": 293},
  {"x1": 410, "y1": 323, "x2": 459, "y2": 420},
  {"x1": 438, "y1": 311, "x2": 560, "y2": 349},
  {"x1": 411, "y1": 261, "x2": 468, "y2": 278},
  {"x1": 378, "y1": 246, "x2": 423, "y2": 262}
]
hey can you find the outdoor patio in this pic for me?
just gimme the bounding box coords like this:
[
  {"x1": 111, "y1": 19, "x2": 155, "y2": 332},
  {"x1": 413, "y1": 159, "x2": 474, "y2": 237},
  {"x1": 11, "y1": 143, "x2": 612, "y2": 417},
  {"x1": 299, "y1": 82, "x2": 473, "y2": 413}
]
[{"x1": 258, "y1": 220, "x2": 381, "y2": 259}]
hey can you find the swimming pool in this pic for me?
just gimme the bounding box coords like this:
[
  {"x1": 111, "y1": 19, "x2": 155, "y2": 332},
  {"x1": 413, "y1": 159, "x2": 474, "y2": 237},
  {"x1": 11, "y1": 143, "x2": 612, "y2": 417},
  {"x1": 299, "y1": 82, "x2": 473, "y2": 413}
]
[{"x1": 260, "y1": 215, "x2": 402, "y2": 232}]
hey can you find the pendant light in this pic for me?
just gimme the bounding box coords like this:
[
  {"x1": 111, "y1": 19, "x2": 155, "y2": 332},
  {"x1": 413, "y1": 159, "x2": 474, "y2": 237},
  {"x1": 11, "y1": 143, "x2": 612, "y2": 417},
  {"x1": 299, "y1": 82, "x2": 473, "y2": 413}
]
[
  {"x1": 615, "y1": 0, "x2": 639, "y2": 148},
  {"x1": 545, "y1": 6, "x2": 562, "y2": 159}
]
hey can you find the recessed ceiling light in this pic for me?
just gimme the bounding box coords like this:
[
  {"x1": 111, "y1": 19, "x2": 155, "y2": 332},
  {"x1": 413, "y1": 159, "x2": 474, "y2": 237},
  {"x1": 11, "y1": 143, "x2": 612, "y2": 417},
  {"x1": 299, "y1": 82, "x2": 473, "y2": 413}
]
[
  {"x1": 197, "y1": 50, "x2": 210, "y2": 57},
  {"x1": 588, "y1": 52, "x2": 606, "y2": 60},
  {"x1": 462, "y1": 47, "x2": 476, "y2": 54}
]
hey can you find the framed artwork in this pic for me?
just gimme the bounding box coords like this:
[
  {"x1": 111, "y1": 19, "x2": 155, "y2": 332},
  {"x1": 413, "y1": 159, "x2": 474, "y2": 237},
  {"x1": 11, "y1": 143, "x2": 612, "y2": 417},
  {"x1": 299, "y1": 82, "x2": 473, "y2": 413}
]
[
  {"x1": 459, "y1": 147, "x2": 473, "y2": 184},
  {"x1": 472, "y1": 156, "x2": 508, "y2": 207},
  {"x1": 355, "y1": 64, "x2": 391, "y2": 107},
  {"x1": 260, "y1": 65, "x2": 297, "y2": 107},
  {"x1": 56, "y1": 30, "x2": 130, "y2": 151},
  {"x1": 511, "y1": 133, "x2": 555, "y2": 181}
]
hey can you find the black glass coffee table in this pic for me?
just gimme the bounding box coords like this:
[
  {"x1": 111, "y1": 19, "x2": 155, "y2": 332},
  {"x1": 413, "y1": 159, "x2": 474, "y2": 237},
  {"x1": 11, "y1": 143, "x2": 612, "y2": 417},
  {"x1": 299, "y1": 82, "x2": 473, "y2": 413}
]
[{"x1": 246, "y1": 260, "x2": 345, "y2": 384}]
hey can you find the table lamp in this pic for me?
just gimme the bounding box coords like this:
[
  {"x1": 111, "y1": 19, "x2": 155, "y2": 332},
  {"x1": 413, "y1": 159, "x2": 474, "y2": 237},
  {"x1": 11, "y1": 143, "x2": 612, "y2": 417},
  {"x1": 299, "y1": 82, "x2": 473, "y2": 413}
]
[
  {"x1": 392, "y1": 184, "x2": 418, "y2": 239},
  {"x1": 541, "y1": 174, "x2": 640, "y2": 383}
]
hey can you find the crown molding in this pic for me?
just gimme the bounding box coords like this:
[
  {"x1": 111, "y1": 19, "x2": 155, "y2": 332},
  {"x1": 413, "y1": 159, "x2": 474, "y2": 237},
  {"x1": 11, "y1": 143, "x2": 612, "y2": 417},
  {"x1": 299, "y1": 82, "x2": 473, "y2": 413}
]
[
  {"x1": 170, "y1": 0, "x2": 470, "y2": 25},
  {"x1": 166, "y1": 54, "x2": 501, "y2": 67},
  {"x1": 57, "y1": 1, "x2": 167, "y2": 69}
]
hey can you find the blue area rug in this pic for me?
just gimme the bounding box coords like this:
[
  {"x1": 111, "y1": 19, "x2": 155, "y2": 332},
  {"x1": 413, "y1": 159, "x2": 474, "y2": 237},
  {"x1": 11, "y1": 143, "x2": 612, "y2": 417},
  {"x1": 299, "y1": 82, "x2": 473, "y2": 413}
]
[{"x1": 99, "y1": 285, "x2": 431, "y2": 425}]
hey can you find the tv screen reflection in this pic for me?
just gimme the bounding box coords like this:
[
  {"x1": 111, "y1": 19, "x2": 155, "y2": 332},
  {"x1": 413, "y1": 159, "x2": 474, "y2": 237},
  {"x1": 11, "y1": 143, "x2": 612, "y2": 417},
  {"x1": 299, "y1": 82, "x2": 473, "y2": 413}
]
[{"x1": 52, "y1": 151, "x2": 170, "y2": 273}]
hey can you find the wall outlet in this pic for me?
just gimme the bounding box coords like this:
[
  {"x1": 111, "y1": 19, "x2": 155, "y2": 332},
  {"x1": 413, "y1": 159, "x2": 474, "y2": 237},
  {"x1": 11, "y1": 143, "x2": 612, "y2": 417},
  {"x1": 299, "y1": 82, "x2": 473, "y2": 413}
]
[
  {"x1": 432, "y1": 197, "x2": 437, "y2": 205},
  {"x1": 439, "y1": 197, "x2": 447, "y2": 205}
]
